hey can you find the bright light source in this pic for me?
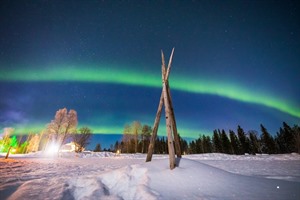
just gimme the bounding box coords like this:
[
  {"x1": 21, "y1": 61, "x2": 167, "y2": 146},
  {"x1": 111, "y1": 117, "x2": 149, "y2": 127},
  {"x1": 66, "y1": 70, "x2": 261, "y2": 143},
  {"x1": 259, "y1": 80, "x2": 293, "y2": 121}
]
[
  {"x1": 11, "y1": 148, "x2": 17, "y2": 153},
  {"x1": 116, "y1": 149, "x2": 121, "y2": 156},
  {"x1": 45, "y1": 142, "x2": 60, "y2": 156}
]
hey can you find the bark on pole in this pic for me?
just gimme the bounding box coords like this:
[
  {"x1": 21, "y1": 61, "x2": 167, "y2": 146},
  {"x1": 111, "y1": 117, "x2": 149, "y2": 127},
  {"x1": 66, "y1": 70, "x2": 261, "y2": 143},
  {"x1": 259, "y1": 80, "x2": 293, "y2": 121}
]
[
  {"x1": 146, "y1": 48, "x2": 178, "y2": 169},
  {"x1": 167, "y1": 84, "x2": 182, "y2": 158},
  {"x1": 146, "y1": 50, "x2": 174, "y2": 162},
  {"x1": 165, "y1": 48, "x2": 181, "y2": 158},
  {"x1": 146, "y1": 90, "x2": 164, "y2": 162},
  {"x1": 162, "y1": 51, "x2": 176, "y2": 170}
]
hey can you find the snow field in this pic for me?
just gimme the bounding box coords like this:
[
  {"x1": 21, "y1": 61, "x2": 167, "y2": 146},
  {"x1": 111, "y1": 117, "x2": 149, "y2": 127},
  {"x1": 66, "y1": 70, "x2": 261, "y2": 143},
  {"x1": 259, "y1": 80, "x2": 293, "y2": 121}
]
[{"x1": 1, "y1": 152, "x2": 300, "y2": 200}]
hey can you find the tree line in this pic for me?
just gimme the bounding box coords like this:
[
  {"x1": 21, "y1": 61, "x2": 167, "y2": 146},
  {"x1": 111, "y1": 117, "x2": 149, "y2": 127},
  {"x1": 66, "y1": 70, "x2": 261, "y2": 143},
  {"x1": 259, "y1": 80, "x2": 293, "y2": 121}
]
[
  {"x1": 1, "y1": 108, "x2": 299, "y2": 156},
  {"x1": 113, "y1": 121, "x2": 300, "y2": 155},
  {"x1": 0, "y1": 108, "x2": 92, "y2": 158}
]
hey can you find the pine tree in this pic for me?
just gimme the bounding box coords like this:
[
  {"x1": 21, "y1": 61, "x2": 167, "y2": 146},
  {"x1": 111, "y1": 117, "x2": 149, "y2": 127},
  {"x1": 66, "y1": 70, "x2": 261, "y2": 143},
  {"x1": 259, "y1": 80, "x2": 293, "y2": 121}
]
[
  {"x1": 189, "y1": 140, "x2": 196, "y2": 154},
  {"x1": 237, "y1": 125, "x2": 250, "y2": 154},
  {"x1": 229, "y1": 130, "x2": 241, "y2": 155},
  {"x1": 213, "y1": 130, "x2": 222, "y2": 153},
  {"x1": 202, "y1": 135, "x2": 213, "y2": 153},
  {"x1": 114, "y1": 141, "x2": 120, "y2": 152},
  {"x1": 248, "y1": 130, "x2": 261, "y2": 154},
  {"x1": 283, "y1": 122, "x2": 295, "y2": 153},
  {"x1": 195, "y1": 137, "x2": 203, "y2": 153},
  {"x1": 178, "y1": 134, "x2": 188, "y2": 154},
  {"x1": 275, "y1": 128, "x2": 286, "y2": 153},
  {"x1": 260, "y1": 124, "x2": 276, "y2": 154},
  {"x1": 293, "y1": 125, "x2": 300, "y2": 154},
  {"x1": 94, "y1": 143, "x2": 101, "y2": 152},
  {"x1": 220, "y1": 130, "x2": 232, "y2": 154}
]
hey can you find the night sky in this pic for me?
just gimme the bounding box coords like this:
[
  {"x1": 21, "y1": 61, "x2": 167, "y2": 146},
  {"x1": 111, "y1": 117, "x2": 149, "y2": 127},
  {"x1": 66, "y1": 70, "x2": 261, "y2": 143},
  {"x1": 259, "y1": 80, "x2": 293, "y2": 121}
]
[{"x1": 0, "y1": 1, "x2": 299, "y2": 142}]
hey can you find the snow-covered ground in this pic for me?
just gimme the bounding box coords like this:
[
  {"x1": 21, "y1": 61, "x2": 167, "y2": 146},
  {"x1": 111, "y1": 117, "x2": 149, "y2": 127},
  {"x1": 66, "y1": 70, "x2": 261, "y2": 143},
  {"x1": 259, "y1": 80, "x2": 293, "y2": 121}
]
[{"x1": 1, "y1": 152, "x2": 300, "y2": 200}]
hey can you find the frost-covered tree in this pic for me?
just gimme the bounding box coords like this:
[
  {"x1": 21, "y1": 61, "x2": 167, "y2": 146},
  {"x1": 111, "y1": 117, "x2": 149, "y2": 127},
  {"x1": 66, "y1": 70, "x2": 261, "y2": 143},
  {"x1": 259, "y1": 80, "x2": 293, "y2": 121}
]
[
  {"x1": 5, "y1": 135, "x2": 18, "y2": 159},
  {"x1": 26, "y1": 134, "x2": 40, "y2": 153},
  {"x1": 0, "y1": 128, "x2": 14, "y2": 151},
  {"x1": 46, "y1": 108, "x2": 78, "y2": 151},
  {"x1": 132, "y1": 121, "x2": 142, "y2": 153},
  {"x1": 122, "y1": 121, "x2": 142, "y2": 153},
  {"x1": 122, "y1": 124, "x2": 132, "y2": 153},
  {"x1": 141, "y1": 125, "x2": 152, "y2": 153}
]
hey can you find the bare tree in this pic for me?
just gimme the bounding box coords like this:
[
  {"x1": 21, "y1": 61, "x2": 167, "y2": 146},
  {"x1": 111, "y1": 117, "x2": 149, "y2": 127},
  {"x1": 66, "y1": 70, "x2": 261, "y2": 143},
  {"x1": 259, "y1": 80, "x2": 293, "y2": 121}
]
[
  {"x1": 46, "y1": 108, "x2": 78, "y2": 151},
  {"x1": 72, "y1": 127, "x2": 92, "y2": 153},
  {"x1": 132, "y1": 121, "x2": 142, "y2": 153},
  {"x1": 141, "y1": 125, "x2": 152, "y2": 153},
  {"x1": 26, "y1": 134, "x2": 40, "y2": 153},
  {"x1": 122, "y1": 124, "x2": 132, "y2": 153},
  {"x1": 3, "y1": 127, "x2": 15, "y2": 159}
]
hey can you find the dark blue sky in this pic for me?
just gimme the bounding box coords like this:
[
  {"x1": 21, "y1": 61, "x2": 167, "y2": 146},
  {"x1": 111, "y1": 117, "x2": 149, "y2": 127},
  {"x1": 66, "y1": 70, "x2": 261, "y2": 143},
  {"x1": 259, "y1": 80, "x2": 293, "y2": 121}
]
[{"x1": 0, "y1": 0, "x2": 299, "y2": 143}]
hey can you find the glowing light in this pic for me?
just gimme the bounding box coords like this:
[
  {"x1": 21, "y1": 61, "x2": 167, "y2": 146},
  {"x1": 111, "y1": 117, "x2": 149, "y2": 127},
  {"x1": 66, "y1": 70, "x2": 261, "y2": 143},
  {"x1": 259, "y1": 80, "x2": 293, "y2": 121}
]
[
  {"x1": 44, "y1": 141, "x2": 60, "y2": 156},
  {"x1": 116, "y1": 149, "x2": 121, "y2": 156},
  {"x1": 1, "y1": 65, "x2": 299, "y2": 118}
]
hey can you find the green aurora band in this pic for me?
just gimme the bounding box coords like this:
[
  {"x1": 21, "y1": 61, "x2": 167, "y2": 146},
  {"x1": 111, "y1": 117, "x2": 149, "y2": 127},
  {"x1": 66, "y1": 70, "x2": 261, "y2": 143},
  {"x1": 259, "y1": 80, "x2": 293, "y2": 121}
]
[{"x1": 1, "y1": 65, "x2": 299, "y2": 119}]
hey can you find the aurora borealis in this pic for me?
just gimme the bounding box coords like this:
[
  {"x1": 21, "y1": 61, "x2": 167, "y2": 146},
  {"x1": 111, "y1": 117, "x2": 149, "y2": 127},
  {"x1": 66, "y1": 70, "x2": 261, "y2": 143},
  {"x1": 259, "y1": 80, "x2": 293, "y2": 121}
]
[{"x1": 0, "y1": 1, "x2": 299, "y2": 143}]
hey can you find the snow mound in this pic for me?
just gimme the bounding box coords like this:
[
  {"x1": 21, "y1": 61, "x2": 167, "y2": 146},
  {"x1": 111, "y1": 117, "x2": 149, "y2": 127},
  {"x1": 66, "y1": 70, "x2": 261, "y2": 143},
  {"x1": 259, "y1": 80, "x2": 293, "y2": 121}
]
[
  {"x1": 65, "y1": 165, "x2": 156, "y2": 200},
  {"x1": 101, "y1": 165, "x2": 156, "y2": 200}
]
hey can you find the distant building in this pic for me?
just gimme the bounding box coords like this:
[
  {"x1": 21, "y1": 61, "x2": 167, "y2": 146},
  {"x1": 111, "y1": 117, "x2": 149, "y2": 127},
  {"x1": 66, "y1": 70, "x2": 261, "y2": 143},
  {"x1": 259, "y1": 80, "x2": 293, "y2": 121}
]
[{"x1": 60, "y1": 142, "x2": 77, "y2": 152}]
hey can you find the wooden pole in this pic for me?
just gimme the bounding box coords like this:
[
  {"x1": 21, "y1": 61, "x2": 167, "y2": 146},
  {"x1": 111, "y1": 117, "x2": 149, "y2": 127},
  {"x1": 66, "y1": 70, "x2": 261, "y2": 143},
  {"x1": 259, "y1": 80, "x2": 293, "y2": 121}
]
[
  {"x1": 146, "y1": 48, "x2": 178, "y2": 169},
  {"x1": 167, "y1": 84, "x2": 182, "y2": 158},
  {"x1": 165, "y1": 48, "x2": 181, "y2": 158},
  {"x1": 162, "y1": 51, "x2": 176, "y2": 169},
  {"x1": 146, "y1": 90, "x2": 164, "y2": 162},
  {"x1": 146, "y1": 49, "x2": 175, "y2": 162}
]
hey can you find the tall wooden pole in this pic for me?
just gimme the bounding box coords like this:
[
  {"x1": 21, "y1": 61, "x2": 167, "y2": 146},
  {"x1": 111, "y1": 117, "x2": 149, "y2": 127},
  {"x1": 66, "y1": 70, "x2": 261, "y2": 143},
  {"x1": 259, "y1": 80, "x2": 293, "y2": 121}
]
[
  {"x1": 146, "y1": 48, "x2": 179, "y2": 169},
  {"x1": 164, "y1": 48, "x2": 181, "y2": 158},
  {"x1": 167, "y1": 85, "x2": 182, "y2": 158},
  {"x1": 146, "y1": 49, "x2": 174, "y2": 162},
  {"x1": 161, "y1": 51, "x2": 176, "y2": 169},
  {"x1": 146, "y1": 90, "x2": 164, "y2": 162}
]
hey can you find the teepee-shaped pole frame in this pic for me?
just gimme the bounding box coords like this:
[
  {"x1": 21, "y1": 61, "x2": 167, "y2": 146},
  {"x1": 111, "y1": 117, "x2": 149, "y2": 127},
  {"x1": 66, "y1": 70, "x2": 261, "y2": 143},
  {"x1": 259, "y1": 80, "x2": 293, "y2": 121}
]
[{"x1": 146, "y1": 48, "x2": 181, "y2": 169}]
